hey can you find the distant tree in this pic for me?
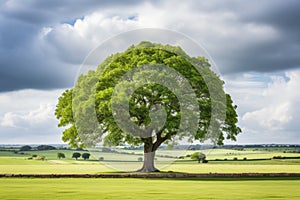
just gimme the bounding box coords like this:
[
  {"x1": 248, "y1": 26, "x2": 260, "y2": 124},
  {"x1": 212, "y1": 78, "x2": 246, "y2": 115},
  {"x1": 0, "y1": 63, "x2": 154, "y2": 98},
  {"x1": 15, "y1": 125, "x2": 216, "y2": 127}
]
[
  {"x1": 37, "y1": 145, "x2": 56, "y2": 151},
  {"x1": 138, "y1": 157, "x2": 143, "y2": 162},
  {"x1": 81, "y1": 153, "x2": 90, "y2": 160},
  {"x1": 99, "y1": 157, "x2": 104, "y2": 161},
  {"x1": 191, "y1": 152, "x2": 206, "y2": 163},
  {"x1": 57, "y1": 152, "x2": 66, "y2": 159},
  {"x1": 72, "y1": 152, "x2": 81, "y2": 160},
  {"x1": 20, "y1": 145, "x2": 32, "y2": 151},
  {"x1": 36, "y1": 155, "x2": 46, "y2": 161}
]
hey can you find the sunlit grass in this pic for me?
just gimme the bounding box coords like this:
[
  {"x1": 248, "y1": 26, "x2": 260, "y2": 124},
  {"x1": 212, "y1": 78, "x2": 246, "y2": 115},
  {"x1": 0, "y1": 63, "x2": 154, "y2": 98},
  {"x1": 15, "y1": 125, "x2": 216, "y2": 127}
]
[{"x1": 0, "y1": 178, "x2": 299, "y2": 200}]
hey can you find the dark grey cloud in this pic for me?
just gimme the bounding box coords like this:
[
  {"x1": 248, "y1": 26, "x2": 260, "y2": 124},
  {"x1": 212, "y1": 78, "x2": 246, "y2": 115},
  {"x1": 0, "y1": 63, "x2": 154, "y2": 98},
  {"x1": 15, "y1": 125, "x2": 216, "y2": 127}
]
[
  {"x1": 0, "y1": 0, "x2": 300, "y2": 92},
  {"x1": 0, "y1": 0, "x2": 142, "y2": 24},
  {"x1": 182, "y1": 0, "x2": 300, "y2": 74},
  {"x1": 0, "y1": 0, "x2": 143, "y2": 92}
]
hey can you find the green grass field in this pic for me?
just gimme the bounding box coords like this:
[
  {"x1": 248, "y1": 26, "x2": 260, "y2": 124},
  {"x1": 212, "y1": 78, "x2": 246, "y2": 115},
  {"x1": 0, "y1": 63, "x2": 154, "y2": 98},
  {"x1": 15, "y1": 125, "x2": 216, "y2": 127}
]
[
  {"x1": 0, "y1": 147, "x2": 299, "y2": 199},
  {"x1": 0, "y1": 178, "x2": 299, "y2": 199}
]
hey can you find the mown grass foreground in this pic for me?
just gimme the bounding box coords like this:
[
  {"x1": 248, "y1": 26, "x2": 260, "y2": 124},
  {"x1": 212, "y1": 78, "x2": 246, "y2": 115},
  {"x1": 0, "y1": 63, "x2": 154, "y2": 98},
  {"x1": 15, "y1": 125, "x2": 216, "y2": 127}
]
[{"x1": 0, "y1": 178, "x2": 300, "y2": 199}]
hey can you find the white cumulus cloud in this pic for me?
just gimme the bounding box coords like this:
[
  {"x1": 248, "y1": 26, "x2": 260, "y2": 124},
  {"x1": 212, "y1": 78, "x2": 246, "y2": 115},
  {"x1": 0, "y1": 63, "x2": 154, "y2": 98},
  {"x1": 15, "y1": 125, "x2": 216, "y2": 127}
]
[
  {"x1": 1, "y1": 104, "x2": 55, "y2": 129},
  {"x1": 0, "y1": 89, "x2": 64, "y2": 144},
  {"x1": 225, "y1": 69, "x2": 300, "y2": 143}
]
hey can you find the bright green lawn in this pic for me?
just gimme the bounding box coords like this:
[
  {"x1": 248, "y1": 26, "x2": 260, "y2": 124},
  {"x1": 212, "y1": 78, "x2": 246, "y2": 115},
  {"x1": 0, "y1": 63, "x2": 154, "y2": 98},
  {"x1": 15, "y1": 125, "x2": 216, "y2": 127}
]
[{"x1": 0, "y1": 178, "x2": 299, "y2": 199}]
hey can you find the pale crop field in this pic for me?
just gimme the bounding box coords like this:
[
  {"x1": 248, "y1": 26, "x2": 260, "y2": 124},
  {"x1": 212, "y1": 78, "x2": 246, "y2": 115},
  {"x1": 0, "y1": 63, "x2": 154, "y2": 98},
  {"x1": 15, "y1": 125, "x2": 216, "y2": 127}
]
[
  {"x1": 0, "y1": 158, "x2": 300, "y2": 174},
  {"x1": 0, "y1": 148, "x2": 299, "y2": 174}
]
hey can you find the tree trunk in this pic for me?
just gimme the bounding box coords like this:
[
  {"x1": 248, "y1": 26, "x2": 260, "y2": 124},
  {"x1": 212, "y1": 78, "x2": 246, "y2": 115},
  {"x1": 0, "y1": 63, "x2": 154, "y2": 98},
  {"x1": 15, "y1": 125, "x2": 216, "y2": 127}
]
[
  {"x1": 137, "y1": 151, "x2": 159, "y2": 172},
  {"x1": 137, "y1": 138, "x2": 160, "y2": 172}
]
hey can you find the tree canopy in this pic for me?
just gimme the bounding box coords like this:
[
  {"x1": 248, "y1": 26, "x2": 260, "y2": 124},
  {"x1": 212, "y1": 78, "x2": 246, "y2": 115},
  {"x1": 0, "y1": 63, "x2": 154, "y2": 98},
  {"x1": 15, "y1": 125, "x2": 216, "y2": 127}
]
[
  {"x1": 55, "y1": 41, "x2": 241, "y2": 172},
  {"x1": 20, "y1": 145, "x2": 32, "y2": 151},
  {"x1": 82, "y1": 153, "x2": 91, "y2": 160},
  {"x1": 191, "y1": 152, "x2": 206, "y2": 163},
  {"x1": 72, "y1": 152, "x2": 81, "y2": 160},
  {"x1": 57, "y1": 152, "x2": 65, "y2": 159}
]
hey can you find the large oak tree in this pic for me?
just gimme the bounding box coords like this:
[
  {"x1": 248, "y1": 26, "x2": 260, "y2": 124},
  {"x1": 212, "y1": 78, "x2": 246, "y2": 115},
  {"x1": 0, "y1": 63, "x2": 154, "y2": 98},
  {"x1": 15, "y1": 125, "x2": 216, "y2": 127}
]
[{"x1": 55, "y1": 42, "x2": 241, "y2": 172}]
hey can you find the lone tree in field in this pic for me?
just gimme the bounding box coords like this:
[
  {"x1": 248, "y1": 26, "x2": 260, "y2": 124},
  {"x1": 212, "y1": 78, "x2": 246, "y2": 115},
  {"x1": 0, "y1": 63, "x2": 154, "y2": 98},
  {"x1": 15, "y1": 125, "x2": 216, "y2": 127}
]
[
  {"x1": 191, "y1": 152, "x2": 206, "y2": 163},
  {"x1": 57, "y1": 152, "x2": 65, "y2": 159},
  {"x1": 72, "y1": 152, "x2": 81, "y2": 160},
  {"x1": 82, "y1": 153, "x2": 91, "y2": 160},
  {"x1": 55, "y1": 41, "x2": 241, "y2": 172}
]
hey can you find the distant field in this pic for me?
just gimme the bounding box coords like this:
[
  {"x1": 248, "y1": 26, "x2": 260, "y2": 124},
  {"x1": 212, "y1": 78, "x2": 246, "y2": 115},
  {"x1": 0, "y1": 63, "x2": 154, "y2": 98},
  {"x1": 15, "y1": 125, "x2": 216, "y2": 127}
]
[
  {"x1": 0, "y1": 148, "x2": 299, "y2": 174},
  {"x1": 0, "y1": 178, "x2": 299, "y2": 199}
]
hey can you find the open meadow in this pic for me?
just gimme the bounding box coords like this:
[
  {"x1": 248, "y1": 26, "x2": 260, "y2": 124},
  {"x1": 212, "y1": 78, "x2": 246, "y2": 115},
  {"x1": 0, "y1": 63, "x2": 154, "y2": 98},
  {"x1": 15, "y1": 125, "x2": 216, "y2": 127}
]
[
  {"x1": 0, "y1": 147, "x2": 300, "y2": 174},
  {"x1": 0, "y1": 146, "x2": 299, "y2": 199}
]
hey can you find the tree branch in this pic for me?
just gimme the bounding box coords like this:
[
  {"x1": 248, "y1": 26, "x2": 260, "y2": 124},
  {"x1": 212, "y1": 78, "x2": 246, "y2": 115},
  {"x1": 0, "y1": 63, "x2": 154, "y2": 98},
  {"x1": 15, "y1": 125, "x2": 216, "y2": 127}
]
[{"x1": 152, "y1": 128, "x2": 167, "y2": 151}]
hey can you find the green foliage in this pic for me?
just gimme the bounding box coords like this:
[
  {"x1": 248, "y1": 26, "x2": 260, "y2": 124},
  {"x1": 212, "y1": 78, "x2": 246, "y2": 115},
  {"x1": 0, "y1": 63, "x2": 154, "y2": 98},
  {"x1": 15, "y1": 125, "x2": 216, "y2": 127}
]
[
  {"x1": 36, "y1": 155, "x2": 46, "y2": 161},
  {"x1": 72, "y1": 152, "x2": 81, "y2": 160},
  {"x1": 36, "y1": 145, "x2": 56, "y2": 151},
  {"x1": 20, "y1": 145, "x2": 32, "y2": 151},
  {"x1": 191, "y1": 152, "x2": 206, "y2": 163},
  {"x1": 55, "y1": 42, "x2": 241, "y2": 150},
  {"x1": 138, "y1": 157, "x2": 143, "y2": 162},
  {"x1": 57, "y1": 152, "x2": 65, "y2": 159},
  {"x1": 81, "y1": 153, "x2": 91, "y2": 160}
]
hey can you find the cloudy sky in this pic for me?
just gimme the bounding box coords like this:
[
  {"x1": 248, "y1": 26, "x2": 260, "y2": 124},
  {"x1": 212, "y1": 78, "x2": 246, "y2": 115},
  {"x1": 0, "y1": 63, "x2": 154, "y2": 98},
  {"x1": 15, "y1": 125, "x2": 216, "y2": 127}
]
[{"x1": 0, "y1": 0, "x2": 300, "y2": 144}]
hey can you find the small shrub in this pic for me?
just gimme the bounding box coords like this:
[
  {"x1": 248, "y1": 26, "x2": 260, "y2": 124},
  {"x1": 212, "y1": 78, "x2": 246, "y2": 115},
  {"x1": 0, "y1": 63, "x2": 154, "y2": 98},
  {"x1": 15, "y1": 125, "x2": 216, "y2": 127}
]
[
  {"x1": 243, "y1": 157, "x2": 247, "y2": 160},
  {"x1": 99, "y1": 157, "x2": 104, "y2": 161},
  {"x1": 233, "y1": 157, "x2": 238, "y2": 161},
  {"x1": 273, "y1": 156, "x2": 282, "y2": 159},
  {"x1": 202, "y1": 160, "x2": 208, "y2": 163},
  {"x1": 32, "y1": 154, "x2": 37, "y2": 158},
  {"x1": 36, "y1": 155, "x2": 46, "y2": 161},
  {"x1": 191, "y1": 152, "x2": 206, "y2": 163},
  {"x1": 138, "y1": 157, "x2": 143, "y2": 162},
  {"x1": 224, "y1": 158, "x2": 227, "y2": 161}
]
